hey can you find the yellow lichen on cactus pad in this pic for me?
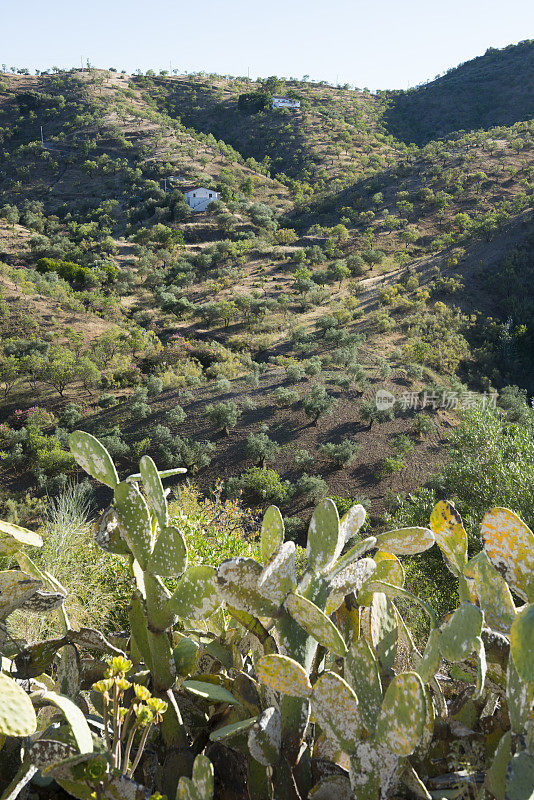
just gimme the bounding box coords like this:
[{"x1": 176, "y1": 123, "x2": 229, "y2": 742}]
[
  {"x1": 481, "y1": 507, "x2": 534, "y2": 602},
  {"x1": 257, "y1": 654, "x2": 312, "y2": 697},
  {"x1": 430, "y1": 500, "x2": 468, "y2": 576}
]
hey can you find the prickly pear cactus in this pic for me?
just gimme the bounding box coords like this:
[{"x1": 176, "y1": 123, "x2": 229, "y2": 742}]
[
  {"x1": 176, "y1": 754, "x2": 214, "y2": 800},
  {"x1": 55, "y1": 434, "x2": 534, "y2": 800}
]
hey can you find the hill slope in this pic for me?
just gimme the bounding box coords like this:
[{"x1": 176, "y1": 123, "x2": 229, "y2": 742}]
[
  {"x1": 383, "y1": 39, "x2": 534, "y2": 144},
  {"x1": 0, "y1": 46, "x2": 533, "y2": 531}
]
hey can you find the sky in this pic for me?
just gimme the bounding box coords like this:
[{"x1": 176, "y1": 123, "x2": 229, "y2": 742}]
[{"x1": 1, "y1": 0, "x2": 534, "y2": 90}]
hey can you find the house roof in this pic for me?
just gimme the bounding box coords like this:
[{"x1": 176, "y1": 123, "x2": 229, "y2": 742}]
[{"x1": 184, "y1": 186, "x2": 218, "y2": 194}]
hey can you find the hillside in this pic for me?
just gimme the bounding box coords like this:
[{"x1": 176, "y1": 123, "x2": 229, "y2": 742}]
[
  {"x1": 383, "y1": 39, "x2": 534, "y2": 143},
  {"x1": 0, "y1": 44, "x2": 533, "y2": 535}
]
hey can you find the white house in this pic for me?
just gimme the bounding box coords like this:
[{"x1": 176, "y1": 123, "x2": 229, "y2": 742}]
[
  {"x1": 271, "y1": 96, "x2": 301, "y2": 110},
  {"x1": 184, "y1": 187, "x2": 220, "y2": 212}
]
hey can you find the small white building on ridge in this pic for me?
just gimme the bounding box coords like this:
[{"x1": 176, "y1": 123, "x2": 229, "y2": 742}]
[
  {"x1": 184, "y1": 187, "x2": 220, "y2": 212},
  {"x1": 271, "y1": 96, "x2": 301, "y2": 110}
]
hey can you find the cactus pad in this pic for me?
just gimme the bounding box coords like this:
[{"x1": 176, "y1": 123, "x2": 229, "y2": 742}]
[
  {"x1": 36, "y1": 690, "x2": 93, "y2": 753},
  {"x1": 307, "y1": 498, "x2": 341, "y2": 573},
  {"x1": 340, "y1": 503, "x2": 366, "y2": 545},
  {"x1": 95, "y1": 507, "x2": 130, "y2": 555},
  {"x1": 510, "y1": 602, "x2": 534, "y2": 683},
  {"x1": 469, "y1": 552, "x2": 516, "y2": 633},
  {"x1": 368, "y1": 592, "x2": 398, "y2": 671},
  {"x1": 0, "y1": 520, "x2": 42, "y2": 555},
  {"x1": 30, "y1": 739, "x2": 77, "y2": 769},
  {"x1": 261, "y1": 505, "x2": 284, "y2": 564},
  {"x1": 507, "y1": 652, "x2": 534, "y2": 733},
  {"x1": 0, "y1": 570, "x2": 43, "y2": 619},
  {"x1": 505, "y1": 752, "x2": 534, "y2": 800},
  {"x1": 430, "y1": 500, "x2": 468, "y2": 575},
  {"x1": 217, "y1": 558, "x2": 279, "y2": 617},
  {"x1": 376, "y1": 672, "x2": 426, "y2": 756},
  {"x1": 177, "y1": 753, "x2": 214, "y2": 800},
  {"x1": 140, "y1": 455, "x2": 169, "y2": 529},
  {"x1": 248, "y1": 706, "x2": 281, "y2": 766},
  {"x1": 329, "y1": 556, "x2": 377, "y2": 598},
  {"x1": 257, "y1": 654, "x2": 312, "y2": 697},
  {"x1": 417, "y1": 628, "x2": 442, "y2": 682},
  {"x1": 114, "y1": 481, "x2": 154, "y2": 569},
  {"x1": 358, "y1": 552, "x2": 403, "y2": 607},
  {"x1": 168, "y1": 566, "x2": 220, "y2": 619},
  {"x1": 439, "y1": 602, "x2": 483, "y2": 662},
  {"x1": 345, "y1": 637, "x2": 382, "y2": 733},
  {"x1": 183, "y1": 679, "x2": 239, "y2": 705},
  {"x1": 148, "y1": 525, "x2": 188, "y2": 577},
  {"x1": 69, "y1": 430, "x2": 119, "y2": 488},
  {"x1": 0, "y1": 672, "x2": 37, "y2": 736},
  {"x1": 284, "y1": 592, "x2": 348, "y2": 656},
  {"x1": 329, "y1": 536, "x2": 377, "y2": 580},
  {"x1": 481, "y1": 507, "x2": 534, "y2": 602},
  {"x1": 173, "y1": 636, "x2": 199, "y2": 676},
  {"x1": 20, "y1": 588, "x2": 66, "y2": 614},
  {"x1": 258, "y1": 541, "x2": 296, "y2": 603},
  {"x1": 374, "y1": 527, "x2": 435, "y2": 555},
  {"x1": 312, "y1": 671, "x2": 360, "y2": 754},
  {"x1": 485, "y1": 731, "x2": 512, "y2": 800}
]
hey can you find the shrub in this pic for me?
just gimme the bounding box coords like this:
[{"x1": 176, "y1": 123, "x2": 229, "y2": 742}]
[
  {"x1": 36, "y1": 258, "x2": 95, "y2": 285},
  {"x1": 245, "y1": 429, "x2": 280, "y2": 466},
  {"x1": 359, "y1": 400, "x2": 395, "y2": 429},
  {"x1": 227, "y1": 467, "x2": 292, "y2": 505},
  {"x1": 169, "y1": 486, "x2": 260, "y2": 565},
  {"x1": 377, "y1": 456, "x2": 406, "y2": 480},
  {"x1": 330, "y1": 494, "x2": 371, "y2": 517},
  {"x1": 304, "y1": 357, "x2": 323, "y2": 376},
  {"x1": 498, "y1": 384, "x2": 529, "y2": 423},
  {"x1": 285, "y1": 363, "x2": 306, "y2": 383},
  {"x1": 406, "y1": 363, "x2": 424, "y2": 380},
  {"x1": 302, "y1": 384, "x2": 336, "y2": 425},
  {"x1": 206, "y1": 401, "x2": 241, "y2": 434},
  {"x1": 282, "y1": 516, "x2": 305, "y2": 540},
  {"x1": 97, "y1": 426, "x2": 130, "y2": 459},
  {"x1": 362, "y1": 249, "x2": 385, "y2": 265},
  {"x1": 294, "y1": 473, "x2": 328, "y2": 502},
  {"x1": 130, "y1": 400, "x2": 152, "y2": 419},
  {"x1": 332, "y1": 375, "x2": 351, "y2": 389},
  {"x1": 32, "y1": 442, "x2": 75, "y2": 477},
  {"x1": 293, "y1": 449, "x2": 315, "y2": 469},
  {"x1": 274, "y1": 387, "x2": 300, "y2": 406},
  {"x1": 390, "y1": 434, "x2": 415, "y2": 456},
  {"x1": 166, "y1": 406, "x2": 187, "y2": 426},
  {"x1": 347, "y1": 253, "x2": 366, "y2": 276},
  {"x1": 152, "y1": 425, "x2": 214, "y2": 472},
  {"x1": 412, "y1": 412, "x2": 436, "y2": 438},
  {"x1": 320, "y1": 440, "x2": 360, "y2": 467},
  {"x1": 146, "y1": 375, "x2": 163, "y2": 396},
  {"x1": 98, "y1": 394, "x2": 118, "y2": 409},
  {"x1": 178, "y1": 438, "x2": 215, "y2": 473}
]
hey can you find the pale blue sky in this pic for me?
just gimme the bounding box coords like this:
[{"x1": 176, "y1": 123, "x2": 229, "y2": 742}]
[{"x1": 2, "y1": 0, "x2": 533, "y2": 89}]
